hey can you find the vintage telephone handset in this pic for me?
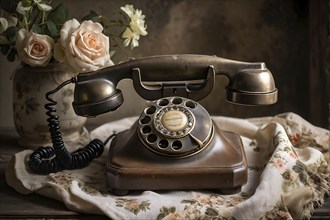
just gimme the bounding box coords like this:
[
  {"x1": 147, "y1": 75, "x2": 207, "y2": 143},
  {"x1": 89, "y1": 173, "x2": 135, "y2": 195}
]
[{"x1": 29, "y1": 54, "x2": 277, "y2": 195}]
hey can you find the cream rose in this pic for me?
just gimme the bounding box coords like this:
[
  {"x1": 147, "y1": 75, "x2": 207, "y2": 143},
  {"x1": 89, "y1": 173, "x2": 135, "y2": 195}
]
[
  {"x1": 120, "y1": 5, "x2": 147, "y2": 49},
  {"x1": 16, "y1": 29, "x2": 54, "y2": 67},
  {"x1": 59, "y1": 19, "x2": 113, "y2": 73}
]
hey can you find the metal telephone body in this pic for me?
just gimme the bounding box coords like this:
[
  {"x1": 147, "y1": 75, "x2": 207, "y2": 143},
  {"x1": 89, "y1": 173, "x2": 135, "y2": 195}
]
[
  {"x1": 107, "y1": 97, "x2": 247, "y2": 196},
  {"x1": 72, "y1": 54, "x2": 278, "y2": 196}
]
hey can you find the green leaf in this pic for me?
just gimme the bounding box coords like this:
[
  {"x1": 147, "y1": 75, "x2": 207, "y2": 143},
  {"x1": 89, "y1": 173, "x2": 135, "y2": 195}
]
[
  {"x1": 46, "y1": 19, "x2": 58, "y2": 38},
  {"x1": 0, "y1": 45, "x2": 10, "y2": 55},
  {"x1": 181, "y1": 199, "x2": 196, "y2": 204},
  {"x1": 31, "y1": 24, "x2": 43, "y2": 34},
  {"x1": 7, "y1": 48, "x2": 17, "y2": 62},
  {"x1": 299, "y1": 172, "x2": 307, "y2": 184},
  {"x1": 159, "y1": 206, "x2": 169, "y2": 214},
  {"x1": 82, "y1": 10, "x2": 98, "y2": 21},
  {"x1": 48, "y1": 3, "x2": 68, "y2": 26},
  {"x1": 4, "y1": 26, "x2": 19, "y2": 43},
  {"x1": 156, "y1": 213, "x2": 166, "y2": 220},
  {"x1": 205, "y1": 207, "x2": 218, "y2": 217},
  {"x1": 284, "y1": 146, "x2": 291, "y2": 152},
  {"x1": 292, "y1": 163, "x2": 304, "y2": 173},
  {"x1": 0, "y1": 0, "x2": 20, "y2": 13},
  {"x1": 168, "y1": 207, "x2": 176, "y2": 213},
  {"x1": 0, "y1": 35, "x2": 9, "y2": 45},
  {"x1": 4, "y1": 26, "x2": 19, "y2": 38}
]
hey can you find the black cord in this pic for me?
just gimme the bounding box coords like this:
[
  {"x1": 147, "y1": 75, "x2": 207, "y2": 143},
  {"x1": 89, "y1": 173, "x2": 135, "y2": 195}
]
[
  {"x1": 28, "y1": 77, "x2": 111, "y2": 175},
  {"x1": 104, "y1": 133, "x2": 117, "y2": 147}
]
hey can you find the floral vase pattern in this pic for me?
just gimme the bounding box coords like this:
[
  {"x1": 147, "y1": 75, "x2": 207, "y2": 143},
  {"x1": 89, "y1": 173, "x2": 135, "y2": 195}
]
[{"x1": 12, "y1": 63, "x2": 89, "y2": 149}]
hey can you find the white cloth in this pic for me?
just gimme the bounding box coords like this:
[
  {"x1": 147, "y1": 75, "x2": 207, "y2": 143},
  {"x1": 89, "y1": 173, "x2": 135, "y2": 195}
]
[{"x1": 5, "y1": 113, "x2": 329, "y2": 219}]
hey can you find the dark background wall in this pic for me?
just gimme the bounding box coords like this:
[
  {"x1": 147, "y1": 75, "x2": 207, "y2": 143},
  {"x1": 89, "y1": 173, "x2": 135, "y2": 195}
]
[{"x1": 0, "y1": 0, "x2": 328, "y2": 129}]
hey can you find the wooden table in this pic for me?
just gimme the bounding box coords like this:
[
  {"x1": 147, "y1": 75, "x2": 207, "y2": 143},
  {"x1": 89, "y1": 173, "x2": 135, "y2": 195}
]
[{"x1": 0, "y1": 129, "x2": 329, "y2": 219}]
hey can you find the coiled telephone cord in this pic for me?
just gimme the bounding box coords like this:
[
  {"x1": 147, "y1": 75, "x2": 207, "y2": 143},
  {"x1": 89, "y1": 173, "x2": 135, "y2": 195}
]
[{"x1": 28, "y1": 78, "x2": 113, "y2": 175}]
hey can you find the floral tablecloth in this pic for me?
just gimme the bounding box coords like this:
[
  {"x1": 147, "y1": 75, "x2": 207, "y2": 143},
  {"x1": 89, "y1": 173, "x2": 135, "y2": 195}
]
[{"x1": 5, "y1": 112, "x2": 329, "y2": 219}]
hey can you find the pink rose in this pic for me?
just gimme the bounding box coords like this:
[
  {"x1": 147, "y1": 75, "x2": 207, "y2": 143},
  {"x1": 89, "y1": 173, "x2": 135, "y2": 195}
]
[
  {"x1": 16, "y1": 29, "x2": 54, "y2": 67},
  {"x1": 57, "y1": 19, "x2": 113, "y2": 73},
  {"x1": 271, "y1": 157, "x2": 287, "y2": 172}
]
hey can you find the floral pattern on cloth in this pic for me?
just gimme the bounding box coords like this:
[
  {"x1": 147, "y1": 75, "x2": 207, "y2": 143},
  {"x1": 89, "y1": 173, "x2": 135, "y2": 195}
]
[
  {"x1": 5, "y1": 113, "x2": 329, "y2": 220},
  {"x1": 116, "y1": 198, "x2": 151, "y2": 215},
  {"x1": 156, "y1": 193, "x2": 245, "y2": 220}
]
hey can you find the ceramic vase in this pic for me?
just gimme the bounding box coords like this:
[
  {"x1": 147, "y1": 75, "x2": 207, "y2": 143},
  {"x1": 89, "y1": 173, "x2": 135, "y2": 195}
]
[{"x1": 12, "y1": 63, "x2": 90, "y2": 149}]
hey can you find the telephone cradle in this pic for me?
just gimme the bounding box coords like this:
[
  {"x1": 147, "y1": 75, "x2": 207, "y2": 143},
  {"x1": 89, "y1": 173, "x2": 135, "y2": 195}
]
[{"x1": 28, "y1": 55, "x2": 277, "y2": 196}]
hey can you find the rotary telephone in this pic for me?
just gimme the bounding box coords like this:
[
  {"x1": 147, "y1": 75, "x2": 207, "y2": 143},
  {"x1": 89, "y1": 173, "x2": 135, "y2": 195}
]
[{"x1": 28, "y1": 54, "x2": 277, "y2": 196}]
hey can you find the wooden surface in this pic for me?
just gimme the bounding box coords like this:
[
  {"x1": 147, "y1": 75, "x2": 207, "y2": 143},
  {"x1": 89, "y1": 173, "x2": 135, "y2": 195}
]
[{"x1": 0, "y1": 129, "x2": 329, "y2": 219}]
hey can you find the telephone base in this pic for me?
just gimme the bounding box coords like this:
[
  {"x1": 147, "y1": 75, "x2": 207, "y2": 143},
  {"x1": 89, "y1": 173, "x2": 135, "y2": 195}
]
[{"x1": 106, "y1": 121, "x2": 247, "y2": 196}]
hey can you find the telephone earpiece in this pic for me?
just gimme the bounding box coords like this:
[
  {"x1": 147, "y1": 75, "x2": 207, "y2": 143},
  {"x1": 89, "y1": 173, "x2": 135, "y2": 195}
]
[{"x1": 72, "y1": 79, "x2": 124, "y2": 117}]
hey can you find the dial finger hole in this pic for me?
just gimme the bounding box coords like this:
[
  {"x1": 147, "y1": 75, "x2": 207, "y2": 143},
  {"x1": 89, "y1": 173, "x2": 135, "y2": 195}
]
[
  {"x1": 145, "y1": 106, "x2": 156, "y2": 115},
  {"x1": 158, "y1": 139, "x2": 169, "y2": 149},
  {"x1": 158, "y1": 98, "x2": 169, "y2": 106},
  {"x1": 140, "y1": 116, "x2": 151, "y2": 124},
  {"x1": 172, "y1": 97, "x2": 182, "y2": 105},
  {"x1": 172, "y1": 140, "x2": 182, "y2": 151},
  {"x1": 142, "y1": 126, "x2": 151, "y2": 134},
  {"x1": 185, "y1": 100, "x2": 196, "y2": 109},
  {"x1": 147, "y1": 134, "x2": 157, "y2": 143}
]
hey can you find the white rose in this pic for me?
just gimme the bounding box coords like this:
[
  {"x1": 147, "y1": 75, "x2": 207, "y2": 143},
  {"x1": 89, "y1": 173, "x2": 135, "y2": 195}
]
[
  {"x1": 59, "y1": 19, "x2": 113, "y2": 73},
  {"x1": 16, "y1": 29, "x2": 54, "y2": 67},
  {"x1": 122, "y1": 27, "x2": 140, "y2": 49},
  {"x1": 120, "y1": 5, "x2": 147, "y2": 49},
  {"x1": 120, "y1": 5, "x2": 135, "y2": 17},
  {"x1": 130, "y1": 10, "x2": 147, "y2": 36}
]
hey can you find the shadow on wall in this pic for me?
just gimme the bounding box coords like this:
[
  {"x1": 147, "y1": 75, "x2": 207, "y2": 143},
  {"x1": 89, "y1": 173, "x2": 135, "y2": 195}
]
[{"x1": 0, "y1": 0, "x2": 312, "y2": 129}]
